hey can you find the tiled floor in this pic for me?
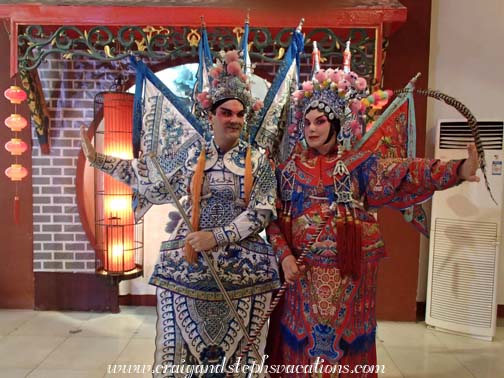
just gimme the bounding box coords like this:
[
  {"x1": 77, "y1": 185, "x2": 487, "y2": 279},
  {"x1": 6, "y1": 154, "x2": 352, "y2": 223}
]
[{"x1": 0, "y1": 306, "x2": 502, "y2": 377}]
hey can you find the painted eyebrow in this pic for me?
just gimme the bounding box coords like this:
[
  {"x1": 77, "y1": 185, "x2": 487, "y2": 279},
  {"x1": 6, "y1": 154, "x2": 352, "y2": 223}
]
[
  {"x1": 305, "y1": 115, "x2": 328, "y2": 122},
  {"x1": 219, "y1": 107, "x2": 245, "y2": 116}
]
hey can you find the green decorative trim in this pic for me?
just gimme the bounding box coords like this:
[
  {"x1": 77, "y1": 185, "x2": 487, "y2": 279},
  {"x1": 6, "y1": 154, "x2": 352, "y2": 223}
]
[{"x1": 18, "y1": 25, "x2": 379, "y2": 79}]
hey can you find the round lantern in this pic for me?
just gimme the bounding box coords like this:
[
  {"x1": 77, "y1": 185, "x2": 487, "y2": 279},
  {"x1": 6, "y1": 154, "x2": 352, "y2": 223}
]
[
  {"x1": 4, "y1": 86, "x2": 27, "y2": 104},
  {"x1": 5, "y1": 164, "x2": 28, "y2": 181},
  {"x1": 5, "y1": 138, "x2": 28, "y2": 156},
  {"x1": 4, "y1": 114, "x2": 28, "y2": 132}
]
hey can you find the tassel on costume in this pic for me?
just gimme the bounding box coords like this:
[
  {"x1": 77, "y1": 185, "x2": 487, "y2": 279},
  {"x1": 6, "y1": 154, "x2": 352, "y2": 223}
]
[
  {"x1": 345, "y1": 209, "x2": 355, "y2": 277},
  {"x1": 337, "y1": 205, "x2": 362, "y2": 280},
  {"x1": 354, "y1": 210, "x2": 362, "y2": 279},
  {"x1": 336, "y1": 205, "x2": 347, "y2": 275},
  {"x1": 244, "y1": 144, "x2": 253, "y2": 206},
  {"x1": 184, "y1": 146, "x2": 206, "y2": 264}
]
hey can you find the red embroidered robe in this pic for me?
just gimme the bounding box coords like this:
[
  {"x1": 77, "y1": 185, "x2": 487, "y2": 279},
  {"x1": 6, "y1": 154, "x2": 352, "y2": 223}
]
[{"x1": 266, "y1": 146, "x2": 462, "y2": 377}]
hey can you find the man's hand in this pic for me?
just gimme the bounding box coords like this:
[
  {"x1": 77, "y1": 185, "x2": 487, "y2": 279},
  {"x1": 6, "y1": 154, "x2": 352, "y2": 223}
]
[
  {"x1": 185, "y1": 231, "x2": 217, "y2": 252},
  {"x1": 80, "y1": 124, "x2": 96, "y2": 163},
  {"x1": 458, "y1": 143, "x2": 480, "y2": 182},
  {"x1": 281, "y1": 255, "x2": 306, "y2": 285}
]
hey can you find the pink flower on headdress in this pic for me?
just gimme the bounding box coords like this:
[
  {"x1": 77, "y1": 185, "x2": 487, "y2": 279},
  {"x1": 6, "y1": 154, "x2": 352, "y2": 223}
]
[
  {"x1": 355, "y1": 77, "x2": 367, "y2": 91},
  {"x1": 292, "y1": 90, "x2": 304, "y2": 101},
  {"x1": 337, "y1": 79, "x2": 350, "y2": 92},
  {"x1": 345, "y1": 71, "x2": 359, "y2": 83},
  {"x1": 212, "y1": 79, "x2": 221, "y2": 87},
  {"x1": 252, "y1": 100, "x2": 264, "y2": 112},
  {"x1": 295, "y1": 111, "x2": 303, "y2": 120},
  {"x1": 329, "y1": 70, "x2": 345, "y2": 83},
  {"x1": 315, "y1": 70, "x2": 327, "y2": 83},
  {"x1": 196, "y1": 91, "x2": 208, "y2": 103},
  {"x1": 225, "y1": 50, "x2": 240, "y2": 64},
  {"x1": 302, "y1": 81, "x2": 314, "y2": 93},
  {"x1": 227, "y1": 61, "x2": 242, "y2": 76},
  {"x1": 209, "y1": 66, "x2": 223, "y2": 79},
  {"x1": 372, "y1": 92, "x2": 382, "y2": 103},
  {"x1": 201, "y1": 99, "x2": 212, "y2": 109},
  {"x1": 198, "y1": 92, "x2": 212, "y2": 109},
  {"x1": 326, "y1": 68, "x2": 335, "y2": 77}
]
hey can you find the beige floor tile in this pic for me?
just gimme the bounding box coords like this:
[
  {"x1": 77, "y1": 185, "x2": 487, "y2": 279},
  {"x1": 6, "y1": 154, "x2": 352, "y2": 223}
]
[
  {"x1": 10, "y1": 311, "x2": 91, "y2": 337},
  {"x1": 115, "y1": 337, "x2": 155, "y2": 365},
  {"x1": 77, "y1": 313, "x2": 144, "y2": 338},
  {"x1": 448, "y1": 347, "x2": 504, "y2": 378},
  {"x1": 38, "y1": 336, "x2": 130, "y2": 371},
  {"x1": 432, "y1": 328, "x2": 504, "y2": 351},
  {"x1": 119, "y1": 306, "x2": 156, "y2": 317},
  {"x1": 0, "y1": 367, "x2": 33, "y2": 378},
  {"x1": 0, "y1": 308, "x2": 503, "y2": 378},
  {"x1": 26, "y1": 368, "x2": 105, "y2": 378},
  {"x1": 132, "y1": 315, "x2": 156, "y2": 339},
  {"x1": 377, "y1": 322, "x2": 440, "y2": 348},
  {"x1": 0, "y1": 335, "x2": 66, "y2": 368},
  {"x1": 376, "y1": 342, "x2": 403, "y2": 377},
  {"x1": 0, "y1": 310, "x2": 38, "y2": 336},
  {"x1": 385, "y1": 345, "x2": 475, "y2": 378}
]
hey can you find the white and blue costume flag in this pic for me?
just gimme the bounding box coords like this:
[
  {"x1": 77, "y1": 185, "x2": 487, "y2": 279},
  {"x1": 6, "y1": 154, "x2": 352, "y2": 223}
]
[
  {"x1": 193, "y1": 21, "x2": 213, "y2": 100},
  {"x1": 251, "y1": 20, "x2": 305, "y2": 162},
  {"x1": 130, "y1": 57, "x2": 206, "y2": 218},
  {"x1": 241, "y1": 17, "x2": 251, "y2": 77}
]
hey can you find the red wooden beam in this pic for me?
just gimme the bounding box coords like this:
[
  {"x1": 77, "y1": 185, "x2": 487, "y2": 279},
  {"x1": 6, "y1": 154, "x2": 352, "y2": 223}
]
[{"x1": 0, "y1": 3, "x2": 406, "y2": 76}]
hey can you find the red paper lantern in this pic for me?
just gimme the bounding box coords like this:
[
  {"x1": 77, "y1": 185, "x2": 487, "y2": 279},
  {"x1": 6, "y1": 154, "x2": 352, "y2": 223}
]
[
  {"x1": 5, "y1": 138, "x2": 28, "y2": 156},
  {"x1": 5, "y1": 164, "x2": 28, "y2": 181},
  {"x1": 4, "y1": 86, "x2": 27, "y2": 104},
  {"x1": 4, "y1": 114, "x2": 28, "y2": 132}
]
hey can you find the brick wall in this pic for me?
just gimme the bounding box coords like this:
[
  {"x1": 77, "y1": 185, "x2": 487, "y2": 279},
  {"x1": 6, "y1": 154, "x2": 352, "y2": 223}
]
[{"x1": 33, "y1": 57, "x2": 130, "y2": 272}]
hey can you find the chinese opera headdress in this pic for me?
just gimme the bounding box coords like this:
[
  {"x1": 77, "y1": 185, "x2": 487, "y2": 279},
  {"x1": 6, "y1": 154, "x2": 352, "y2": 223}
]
[
  {"x1": 291, "y1": 67, "x2": 392, "y2": 152},
  {"x1": 196, "y1": 51, "x2": 264, "y2": 126}
]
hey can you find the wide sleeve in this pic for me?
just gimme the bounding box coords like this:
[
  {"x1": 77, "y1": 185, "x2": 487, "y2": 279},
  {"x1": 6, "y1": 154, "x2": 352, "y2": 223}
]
[
  {"x1": 361, "y1": 155, "x2": 463, "y2": 209},
  {"x1": 90, "y1": 150, "x2": 189, "y2": 206},
  {"x1": 211, "y1": 154, "x2": 277, "y2": 246}
]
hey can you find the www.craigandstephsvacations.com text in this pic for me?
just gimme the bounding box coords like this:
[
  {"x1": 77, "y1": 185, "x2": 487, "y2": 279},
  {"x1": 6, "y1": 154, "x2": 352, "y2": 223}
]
[{"x1": 107, "y1": 356, "x2": 386, "y2": 376}]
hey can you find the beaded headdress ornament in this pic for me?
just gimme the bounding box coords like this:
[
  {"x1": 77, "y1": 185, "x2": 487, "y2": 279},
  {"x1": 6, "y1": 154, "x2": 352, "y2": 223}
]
[
  {"x1": 196, "y1": 50, "x2": 263, "y2": 117},
  {"x1": 291, "y1": 68, "x2": 392, "y2": 150}
]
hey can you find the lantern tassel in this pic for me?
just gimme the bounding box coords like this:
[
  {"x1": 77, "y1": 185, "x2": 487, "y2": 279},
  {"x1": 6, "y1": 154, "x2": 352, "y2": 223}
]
[{"x1": 14, "y1": 195, "x2": 20, "y2": 225}]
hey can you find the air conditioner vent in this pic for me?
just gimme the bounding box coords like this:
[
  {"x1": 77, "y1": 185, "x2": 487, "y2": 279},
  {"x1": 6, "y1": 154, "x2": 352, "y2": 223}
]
[
  {"x1": 439, "y1": 121, "x2": 503, "y2": 150},
  {"x1": 429, "y1": 218, "x2": 498, "y2": 329}
]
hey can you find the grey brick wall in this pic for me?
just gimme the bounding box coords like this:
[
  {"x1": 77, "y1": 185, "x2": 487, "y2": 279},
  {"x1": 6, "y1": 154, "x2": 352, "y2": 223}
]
[{"x1": 32, "y1": 56, "x2": 129, "y2": 272}]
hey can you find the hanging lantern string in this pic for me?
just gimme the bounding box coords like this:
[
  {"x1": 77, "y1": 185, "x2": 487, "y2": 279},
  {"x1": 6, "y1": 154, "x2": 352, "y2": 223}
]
[
  {"x1": 13, "y1": 76, "x2": 19, "y2": 225},
  {"x1": 4, "y1": 81, "x2": 29, "y2": 226}
]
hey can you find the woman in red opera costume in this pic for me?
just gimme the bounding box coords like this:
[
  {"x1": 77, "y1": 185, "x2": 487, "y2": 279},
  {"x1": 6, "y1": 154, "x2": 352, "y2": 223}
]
[{"x1": 265, "y1": 67, "x2": 479, "y2": 377}]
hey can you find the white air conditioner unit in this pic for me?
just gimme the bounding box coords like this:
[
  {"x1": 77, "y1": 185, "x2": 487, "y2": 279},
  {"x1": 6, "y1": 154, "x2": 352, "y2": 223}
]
[{"x1": 425, "y1": 119, "x2": 504, "y2": 340}]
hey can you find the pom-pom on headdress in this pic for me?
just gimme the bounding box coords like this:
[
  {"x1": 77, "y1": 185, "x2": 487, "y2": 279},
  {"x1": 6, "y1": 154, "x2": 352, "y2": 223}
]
[
  {"x1": 291, "y1": 68, "x2": 392, "y2": 150},
  {"x1": 292, "y1": 68, "x2": 369, "y2": 121},
  {"x1": 196, "y1": 50, "x2": 263, "y2": 115}
]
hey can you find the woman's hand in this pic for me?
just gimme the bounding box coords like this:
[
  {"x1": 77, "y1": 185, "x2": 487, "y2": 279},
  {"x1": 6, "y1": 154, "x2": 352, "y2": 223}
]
[
  {"x1": 281, "y1": 255, "x2": 305, "y2": 285},
  {"x1": 458, "y1": 143, "x2": 480, "y2": 182}
]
